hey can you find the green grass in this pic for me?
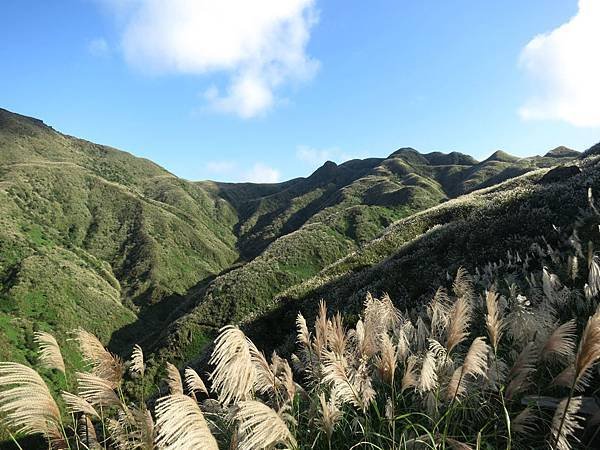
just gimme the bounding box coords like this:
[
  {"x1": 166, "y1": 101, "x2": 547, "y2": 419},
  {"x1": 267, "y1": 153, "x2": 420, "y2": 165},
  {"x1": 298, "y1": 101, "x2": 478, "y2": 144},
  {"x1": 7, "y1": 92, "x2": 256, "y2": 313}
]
[{"x1": 0, "y1": 106, "x2": 584, "y2": 392}]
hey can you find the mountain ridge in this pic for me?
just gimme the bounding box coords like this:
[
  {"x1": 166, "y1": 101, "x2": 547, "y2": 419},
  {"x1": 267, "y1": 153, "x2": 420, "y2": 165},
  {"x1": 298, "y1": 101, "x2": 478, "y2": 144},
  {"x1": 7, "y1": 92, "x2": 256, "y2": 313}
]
[{"x1": 0, "y1": 106, "x2": 586, "y2": 381}]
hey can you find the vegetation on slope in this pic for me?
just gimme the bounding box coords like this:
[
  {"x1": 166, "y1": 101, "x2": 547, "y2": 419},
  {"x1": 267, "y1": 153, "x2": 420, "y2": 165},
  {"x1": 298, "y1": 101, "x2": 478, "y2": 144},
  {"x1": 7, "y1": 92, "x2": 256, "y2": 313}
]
[
  {"x1": 0, "y1": 107, "x2": 583, "y2": 398},
  {"x1": 0, "y1": 108, "x2": 239, "y2": 371},
  {"x1": 2, "y1": 197, "x2": 600, "y2": 448}
]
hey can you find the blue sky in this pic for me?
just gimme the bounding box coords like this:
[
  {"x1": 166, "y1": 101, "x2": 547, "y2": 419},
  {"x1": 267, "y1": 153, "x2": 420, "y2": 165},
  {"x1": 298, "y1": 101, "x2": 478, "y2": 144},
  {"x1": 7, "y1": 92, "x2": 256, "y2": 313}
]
[{"x1": 1, "y1": 0, "x2": 599, "y2": 182}]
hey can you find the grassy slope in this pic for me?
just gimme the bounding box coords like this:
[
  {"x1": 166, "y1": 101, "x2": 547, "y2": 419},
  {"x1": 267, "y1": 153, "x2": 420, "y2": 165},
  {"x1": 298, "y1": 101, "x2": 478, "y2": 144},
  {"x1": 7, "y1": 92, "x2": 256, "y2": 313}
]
[
  {"x1": 0, "y1": 107, "x2": 582, "y2": 375},
  {"x1": 148, "y1": 148, "x2": 579, "y2": 366},
  {"x1": 245, "y1": 154, "x2": 595, "y2": 354},
  {"x1": 0, "y1": 108, "x2": 239, "y2": 369}
]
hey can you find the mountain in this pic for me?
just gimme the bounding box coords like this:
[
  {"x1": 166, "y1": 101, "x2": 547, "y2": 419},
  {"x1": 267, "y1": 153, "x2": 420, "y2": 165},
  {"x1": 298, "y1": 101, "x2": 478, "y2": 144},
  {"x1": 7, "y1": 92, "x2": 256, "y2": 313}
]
[
  {"x1": 0, "y1": 108, "x2": 239, "y2": 365},
  {"x1": 0, "y1": 107, "x2": 582, "y2": 379}
]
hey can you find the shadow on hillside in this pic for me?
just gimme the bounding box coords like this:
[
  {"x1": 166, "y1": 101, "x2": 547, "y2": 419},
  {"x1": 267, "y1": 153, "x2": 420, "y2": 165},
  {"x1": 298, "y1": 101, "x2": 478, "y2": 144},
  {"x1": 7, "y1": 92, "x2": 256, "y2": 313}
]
[{"x1": 108, "y1": 263, "x2": 244, "y2": 356}]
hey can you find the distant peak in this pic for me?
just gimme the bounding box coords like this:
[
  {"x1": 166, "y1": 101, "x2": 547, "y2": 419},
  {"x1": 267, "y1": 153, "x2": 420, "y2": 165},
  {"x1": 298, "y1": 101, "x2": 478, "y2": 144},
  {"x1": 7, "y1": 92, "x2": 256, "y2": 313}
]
[
  {"x1": 0, "y1": 107, "x2": 49, "y2": 130},
  {"x1": 390, "y1": 147, "x2": 419, "y2": 157},
  {"x1": 544, "y1": 146, "x2": 579, "y2": 158},
  {"x1": 484, "y1": 150, "x2": 519, "y2": 163}
]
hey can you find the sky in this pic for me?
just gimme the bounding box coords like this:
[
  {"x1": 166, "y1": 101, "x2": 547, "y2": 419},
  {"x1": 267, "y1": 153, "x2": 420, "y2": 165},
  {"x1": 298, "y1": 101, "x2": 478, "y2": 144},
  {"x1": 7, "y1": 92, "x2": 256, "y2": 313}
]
[{"x1": 1, "y1": 0, "x2": 599, "y2": 182}]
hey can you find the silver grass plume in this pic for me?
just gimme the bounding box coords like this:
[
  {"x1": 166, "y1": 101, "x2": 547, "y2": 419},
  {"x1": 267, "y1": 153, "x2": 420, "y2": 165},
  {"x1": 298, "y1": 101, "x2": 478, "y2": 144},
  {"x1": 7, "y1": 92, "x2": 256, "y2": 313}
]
[
  {"x1": 154, "y1": 394, "x2": 218, "y2": 450},
  {"x1": 129, "y1": 344, "x2": 145, "y2": 377},
  {"x1": 34, "y1": 331, "x2": 65, "y2": 374},
  {"x1": 322, "y1": 351, "x2": 368, "y2": 410},
  {"x1": 505, "y1": 342, "x2": 537, "y2": 400},
  {"x1": 209, "y1": 325, "x2": 255, "y2": 405},
  {"x1": 428, "y1": 288, "x2": 451, "y2": 341},
  {"x1": 541, "y1": 320, "x2": 577, "y2": 361},
  {"x1": 512, "y1": 407, "x2": 537, "y2": 436},
  {"x1": 484, "y1": 290, "x2": 505, "y2": 353},
  {"x1": 418, "y1": 350, "x2": 438, "y2": 394},
  {"x1": 234, "y1": 400, "x2": 297, "y2": 450},
  {"x1": 74, "y1": 328, "x2": 123, "y2": 385},
  {"x1": 447, "y1": 337, "x2": 489, "y2": 401},
  {"x1": 326, "y1": 312, "x2": 347, "y2": 356},
  {"x1": 61, "y1": 391, "x2": 100, "y2": 419},
  {"x1": 184, "y1": 367, "x2": 208, "y2": 397},
  {"x1": 551, "y1": 397, "x2": 583, "y2": 450},
  {"x1": 586, "y1": 255, "x2": 600, "y2": 300},
  {"x1": 316, "y1": 390, "x2": 342, "y2": 443},
  {"x1": 446, "y1": 293, "x2": 472, "y2": 354},
  {"x1": 109, "y1": 406, "x2": 155, "y2": 450},
  {"x1": 401, "y1": 355, "x2": 419, "y2": 393},
  {"x1": 375, "y1": 332, "x2": 398, "y2": 385},
  {"x1": 76, "y1": 372, "x2": 122, "y2": 407},
  {"x1": 165, "y1": 363, "x2": 183, "y2": 395},
  {"x1": 573, "y1": 311, "x2": 600, "y2": 390},
  {"x1": 0, "y1": 362, "x2": 65, "y2": 445}
]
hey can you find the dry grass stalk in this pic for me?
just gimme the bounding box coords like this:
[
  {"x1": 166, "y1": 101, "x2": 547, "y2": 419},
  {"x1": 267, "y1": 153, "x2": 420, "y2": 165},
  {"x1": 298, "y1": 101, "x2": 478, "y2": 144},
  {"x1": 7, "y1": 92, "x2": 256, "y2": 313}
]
[
  {"x1": 551, "y1": 397, "x2": 583, "y2": 450},
  {"x1": 130, "y1": 344, "x2": 145, "y2": 377},
  {"x1": 77, "y1": 415, "x2": 99, "y2": 449},
  {"x1": 572, "y1": 311, "x2": 600, "y2": 390},
  {"x1": 401, "y1": 356, "x2": 419, "y2": 393},
  {"x1": 447, "y1": 337, "x2": 489, "y2": 400},
  {"x1": 418, "y1": 351, "x2": 438, "y2": 394},
  {"x1": 512, "y1": 407, "x2": 537, "y2": 436},
  {"x1": 166, "y1": 363, "x2": 183, "y2": 395},
  {"x1": 154, "y1": 394, "x2": 218, "y2": 450},
  {"x1": 446, "y1": 293, "x2": 472, "y2": 354},
  {"x1": 184, "y1": 367, "x2": 208, "y2": 397},
  {"x1": 234, "y1": 400, "x2": 297, "y2": 450},
  {"x1": 34, "y1": 331, "x2": 65, "y2": 374},
  {"x1": 505, "y1": 342, "x2": 538, "y2": 400},
  {"x1": 375, "y1": 332, "x2": 398, "y2": 385},
  {"x1": 0, "y1": 362, "x2": 65, "y2": 445},
  {"x1": 484, "y1": 290, "x2": 504, "y2": 353},
  {"x1": 542, "y1": 320, "x2": 577, "y2": 361},
  {"x1": 317, "y1": 390, "x2": 341, "y2": 443},
  {"x1": 209, "y1": 325, "x2": 255, "y2": 405},
  {"x1": 61, "y1": 391, "x2": 100, "y2": 419},
  {"x1": 327, "y1": 312, "x2": 347, "y2": 356},
  {"x1": 76, "y1": 372, "x2": 122, "y2": 407},
  {"x1": 74, "y1": 328, "x2": 124, "y2": 385}
]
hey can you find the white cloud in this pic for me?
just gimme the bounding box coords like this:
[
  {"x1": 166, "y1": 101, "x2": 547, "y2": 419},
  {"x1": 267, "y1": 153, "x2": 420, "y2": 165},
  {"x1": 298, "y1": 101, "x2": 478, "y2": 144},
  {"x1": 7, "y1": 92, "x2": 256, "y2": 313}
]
[
  {"x1": 519, "y1": 0, "x2": 600, "y2": 127},
  {"x1": 100, "y1": 0, "x2": 319, "y2": 118},
  {"x1": 88, "y1": 38, "x2": 110, "y2": 57},
  {"x1": 242, "y1": 163, "x2": 281, "y2": 183}
]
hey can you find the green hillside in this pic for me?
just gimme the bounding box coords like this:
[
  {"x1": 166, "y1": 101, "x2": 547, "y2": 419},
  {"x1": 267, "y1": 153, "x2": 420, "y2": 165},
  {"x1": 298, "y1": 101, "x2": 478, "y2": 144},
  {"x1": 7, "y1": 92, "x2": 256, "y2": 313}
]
[
  {"x1": 245, "y1": 152, "x2": 595, "y2": 355},
  {"x1": 0, "y1": 107, "x2": 582, "y2": 382},
  {"x1": 0, "y1": 108, "x2": 239, "y2": 370},
  {"x1": 141, "y1": 151, "x2": 581, "y2": 369}
]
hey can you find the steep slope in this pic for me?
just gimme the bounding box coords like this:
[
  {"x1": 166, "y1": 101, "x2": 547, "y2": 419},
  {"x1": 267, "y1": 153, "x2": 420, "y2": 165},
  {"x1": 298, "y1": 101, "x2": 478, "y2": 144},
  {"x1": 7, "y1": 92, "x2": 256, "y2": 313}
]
[
  {"x1": 245, "y1": 154, "x2": 593, "y2": 354},
  {"x1": 0, "y1": 108, "x2": 239, "y2": 366},
  {"x1": 0, "y1": 107, "x2": 582, "y2": 375},
  {"x1": 146, "y1": 146, "x2": 579, "y2": 367}
]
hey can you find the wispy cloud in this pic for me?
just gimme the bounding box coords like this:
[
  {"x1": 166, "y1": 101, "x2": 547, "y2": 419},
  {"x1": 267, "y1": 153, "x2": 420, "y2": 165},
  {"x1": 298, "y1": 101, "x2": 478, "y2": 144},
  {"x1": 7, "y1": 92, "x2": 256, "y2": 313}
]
[
  {"x1": 205, "y1": 160, "x2": 280, "y2": 183},
  {"x1": 242, "y1": 163, "x2": 281, "y2": 183},
  {"x1": 87, "y1": 37, "x2": 110, "y2": 57},
  {"x1": 99, "y1": 0, "x2": 319, "y2": 118},
  {"x1": 519, "y1": 0, "x2": 600, "y2": 127}
]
